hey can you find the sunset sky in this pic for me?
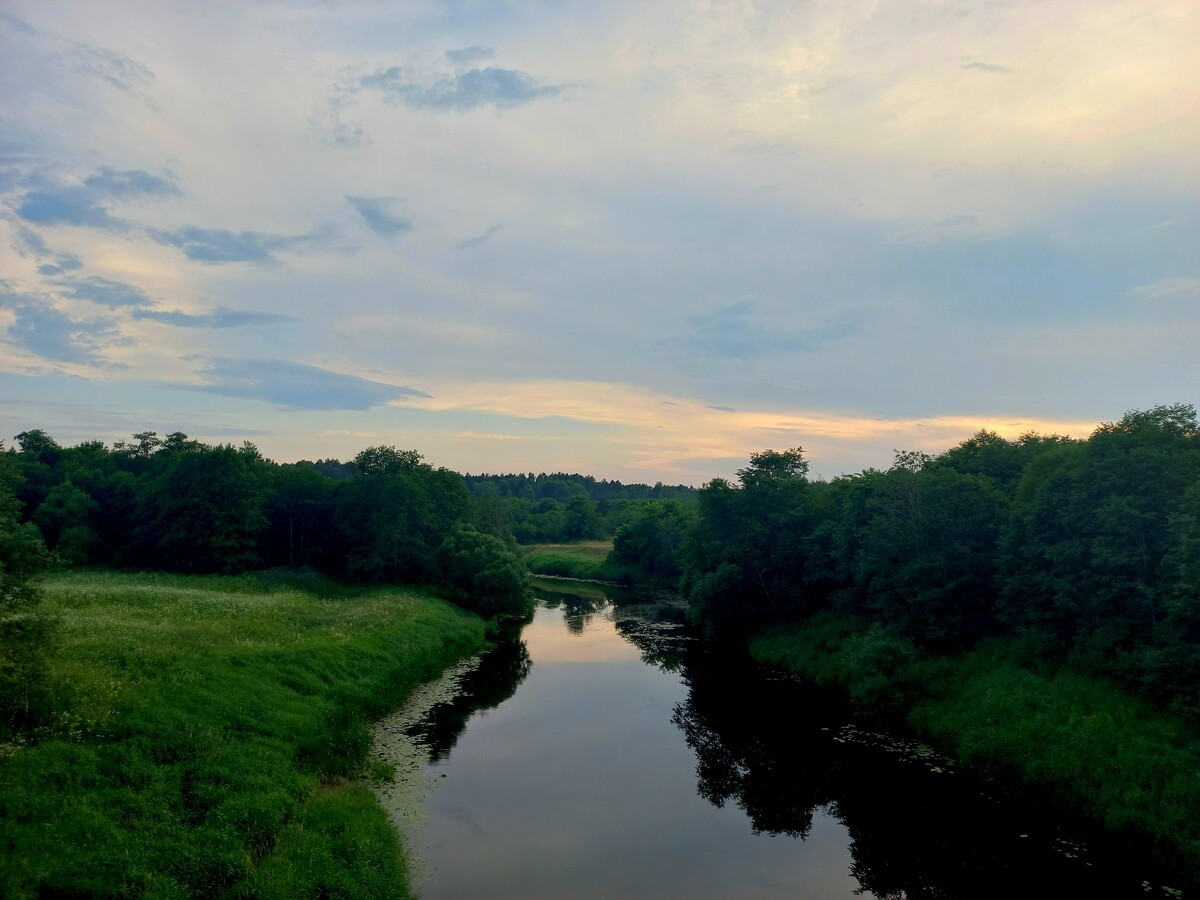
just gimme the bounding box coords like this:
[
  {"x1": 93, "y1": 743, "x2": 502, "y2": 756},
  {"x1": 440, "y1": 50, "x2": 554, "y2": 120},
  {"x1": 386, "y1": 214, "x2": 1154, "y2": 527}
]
[{"x1": 2, "y1": 1, "x2": 1197, "y2": 484}]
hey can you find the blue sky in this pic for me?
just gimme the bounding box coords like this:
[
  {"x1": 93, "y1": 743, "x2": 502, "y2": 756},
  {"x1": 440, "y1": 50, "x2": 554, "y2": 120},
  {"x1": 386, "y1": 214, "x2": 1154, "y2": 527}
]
[{"x1": 1, "y1": 1, "x2": 1197, "y2": 483}]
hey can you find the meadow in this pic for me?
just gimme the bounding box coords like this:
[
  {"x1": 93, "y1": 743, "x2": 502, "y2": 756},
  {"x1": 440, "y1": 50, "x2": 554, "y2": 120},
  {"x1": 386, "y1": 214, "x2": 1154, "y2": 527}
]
[
  {"x1": 0, "y1": 569, "x2": 486, "y2": 898},
  {"x1": 519, "y1": 540, "x2": 630, "y2": 581}
]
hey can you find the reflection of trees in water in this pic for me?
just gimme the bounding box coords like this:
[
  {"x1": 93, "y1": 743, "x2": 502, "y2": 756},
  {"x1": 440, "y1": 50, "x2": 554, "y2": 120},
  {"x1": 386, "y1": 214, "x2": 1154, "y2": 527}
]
[
  {"x1": 671, "y1": 652, "x2": 832, "y2": 839},
  {"x1": 406, "y1": 633, "x2": 533, "y2": 761},
  {"x1": 671, "y1": 647, "x2": 1122, "y2": 900},
  {"x1": 613, "y1": 604, "x2": 692, "y2": 674},
  {"x1": 535, "y1": 584, "x2": 608, "y2": 635}
]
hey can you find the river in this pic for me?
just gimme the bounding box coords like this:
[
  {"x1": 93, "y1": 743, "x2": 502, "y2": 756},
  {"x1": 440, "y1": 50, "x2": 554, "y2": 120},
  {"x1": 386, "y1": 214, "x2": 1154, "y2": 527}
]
[{"x1": 371, "y1": 579, "x2": 1187, "y2": 899}]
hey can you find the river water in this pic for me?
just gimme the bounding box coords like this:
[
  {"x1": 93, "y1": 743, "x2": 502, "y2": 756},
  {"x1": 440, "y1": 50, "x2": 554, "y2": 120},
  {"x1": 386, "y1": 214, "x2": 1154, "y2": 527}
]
[{"x1": 371, "y1": 579, "x2": 1188, "y2": 899}]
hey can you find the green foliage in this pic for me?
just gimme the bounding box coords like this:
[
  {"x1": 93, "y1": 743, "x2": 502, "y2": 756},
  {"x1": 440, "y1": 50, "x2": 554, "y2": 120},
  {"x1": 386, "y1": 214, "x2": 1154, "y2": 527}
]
[
  {"x1": 752, "y1": 615, "x2": 1200, "y2": 879},
  {"x1": 137, "y1": 444, "x2": 269, "y2": 574},
  {"x1": 0, "y1": 570, "x2": 487, "y2": 898},
  {"x1": 684, "y1": 406, "x2": 1200, "y2": 713},
  {"x1": 519, "y1": 541, "x2": 632, "y2": 581},
  {"x1": 334, "y1": 462, "x2": 470, "y2": 583},
  {"x1": 0, "y1": 455, "x2": 55, "y2": 738},
  {"x1": 752, "y1": 613, "x2": 919, "y2": 716},
  {"x1": 353, "y1": 445, "x2": 424, "y2": 476},
  {"x1": 434, "y1": 525, "x2": 533, "y2": 619},
  {"x1": 610, "y1": 499, "x2": 691, "y2": 583},
  {"x1": 857, "y1": 465, "x2": 1007, "y2": 644}
]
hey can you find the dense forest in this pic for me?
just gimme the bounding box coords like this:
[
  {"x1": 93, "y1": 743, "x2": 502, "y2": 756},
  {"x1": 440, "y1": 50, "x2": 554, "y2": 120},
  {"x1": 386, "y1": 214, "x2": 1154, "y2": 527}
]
[
  {"x1": 0, "y1": 430, "x2": 692, "y2": 577},
  {"x1": 613, "y1": 404, "x2": 1200, "y2": 722}
]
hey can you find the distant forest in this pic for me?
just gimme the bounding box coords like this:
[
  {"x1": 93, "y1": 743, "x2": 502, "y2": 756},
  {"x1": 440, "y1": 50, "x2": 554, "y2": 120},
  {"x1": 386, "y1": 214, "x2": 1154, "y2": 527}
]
[{"x1": 0, "y1": 429, "x2": 695, "y2": 580}]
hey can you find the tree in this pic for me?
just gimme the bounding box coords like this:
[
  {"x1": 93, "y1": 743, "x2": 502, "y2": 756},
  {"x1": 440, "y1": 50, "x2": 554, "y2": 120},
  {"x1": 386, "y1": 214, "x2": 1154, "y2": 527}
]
[
  {"x1": 434, "y1": 525, "x2": 533, "y2": 619},
  {"x1": 353, "y1": 446, "x2": 423, "y2": 476},
  {"x1": 0, "y1": 448, "x2": 54, "y2": 737},
  {"x1": 138, "y1": 444, "x2": 268, "y2": 573}
]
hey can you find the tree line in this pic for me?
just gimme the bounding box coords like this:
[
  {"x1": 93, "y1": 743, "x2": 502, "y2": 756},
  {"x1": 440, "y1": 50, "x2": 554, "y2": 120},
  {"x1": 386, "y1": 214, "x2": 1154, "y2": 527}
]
[{"x1": 615, "y1": 404, "x2": 1200, "y2": 719}]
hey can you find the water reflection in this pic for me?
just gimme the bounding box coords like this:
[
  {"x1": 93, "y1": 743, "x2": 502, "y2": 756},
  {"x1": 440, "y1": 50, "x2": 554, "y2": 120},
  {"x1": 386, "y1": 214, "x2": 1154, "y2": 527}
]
[
  {"x1": 404, "y1": 627, "x2": 532, "y2": 761},
  {"x1": 670, "y1": 628, "x2": 1175, "y2": 899},
  {"x1": 386, "y1": 580, "x2": 1188, "y2": 899}
]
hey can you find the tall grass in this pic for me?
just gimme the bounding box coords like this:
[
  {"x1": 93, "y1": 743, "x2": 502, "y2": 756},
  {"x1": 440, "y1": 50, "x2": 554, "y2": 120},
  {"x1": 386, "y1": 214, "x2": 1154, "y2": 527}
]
[
  {"x1": 752, "y1": 614, "x2": 1200, "y2": 883},
  {"x1": 0, "y1": 570, "x2": 486, "y2": 898},
  {"x1": 519, "y1": 540, "x2": 632, "y2": 581}
]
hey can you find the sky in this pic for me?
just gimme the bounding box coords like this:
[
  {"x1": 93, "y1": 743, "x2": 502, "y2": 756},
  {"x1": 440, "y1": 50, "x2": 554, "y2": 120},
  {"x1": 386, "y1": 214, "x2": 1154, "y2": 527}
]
[{"x1": 1, "y1": 1, "x2": 1197, "y2": 485}]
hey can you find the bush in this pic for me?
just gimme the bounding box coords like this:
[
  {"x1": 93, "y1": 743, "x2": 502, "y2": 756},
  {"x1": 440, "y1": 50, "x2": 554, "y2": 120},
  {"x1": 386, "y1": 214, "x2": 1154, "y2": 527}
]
[{"x1": 435, "y1": 525, "x2": 534, "y2": 619}]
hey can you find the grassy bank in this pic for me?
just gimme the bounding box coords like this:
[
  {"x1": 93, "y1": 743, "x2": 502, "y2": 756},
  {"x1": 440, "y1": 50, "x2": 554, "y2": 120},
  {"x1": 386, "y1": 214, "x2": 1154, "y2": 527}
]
[
  {"x1": 0, "y1": 569, "x2": 487, "y2": 899},
  {"x1": 751, "y1": 612, "x2": 1200, "y2": 884},
  {"x1": 519, "y1": 540, "x2": 630, "y2": 581}
]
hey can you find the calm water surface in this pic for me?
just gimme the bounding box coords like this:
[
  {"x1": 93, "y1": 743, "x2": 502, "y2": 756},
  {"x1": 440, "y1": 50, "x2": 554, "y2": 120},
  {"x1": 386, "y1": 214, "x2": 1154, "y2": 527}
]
[{"x1": 372, "y1": 580, "x2": 1187, "y2": 899}]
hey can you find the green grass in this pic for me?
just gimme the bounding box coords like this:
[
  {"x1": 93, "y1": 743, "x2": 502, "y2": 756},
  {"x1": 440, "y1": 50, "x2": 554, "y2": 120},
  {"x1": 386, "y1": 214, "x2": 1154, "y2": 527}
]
[
  {"x1": 752, "y1": 614, "x2": 1200, "y2": 883},
  {"x1": 519, "y1": 540, "x2": 632, "y2": 581},
  {"x1": 0, "y1": 569, "x2": 487, "y2": 899}
]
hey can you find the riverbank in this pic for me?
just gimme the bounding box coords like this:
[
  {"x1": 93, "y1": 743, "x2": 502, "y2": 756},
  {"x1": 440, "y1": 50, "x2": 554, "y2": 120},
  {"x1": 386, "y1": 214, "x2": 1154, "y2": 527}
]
[
  {"x1": 750, "y1": 612, "x2": 1200, "y2": 886},
  {"x1": 0, "y1": 569, "x2": 487, "y2": 898}
]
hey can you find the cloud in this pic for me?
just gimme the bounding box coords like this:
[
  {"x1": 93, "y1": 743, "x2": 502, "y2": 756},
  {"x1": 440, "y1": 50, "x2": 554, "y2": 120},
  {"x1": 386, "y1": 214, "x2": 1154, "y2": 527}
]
[
  {"x1": 1128, "y1": 277, "x2": 1200, "y2": 301},
  {"x1": 684, "y1": 301, "x2": 855, "y2": 359},
  {"x1": 410, "y1": 378, "x2": 1101, "y2": 479},
  {"x1": 446, "y1": 46, "x2": 495, "y2": 65},
  {"x1": 57, "y1": 275, "x2": 152, "y2": 308},
  {"x1": 11, "y1": 226, "x2": 52, "y2": 257},
  {"x1": 83, "y1": 166, "x2": 179, "y2": 199},
  {"x1": 131, "y1": 307, "x2": 292, "y2": 328},
  {"x1": 346, "y1": 196, "x2": 413, "y2": 237},
  {"x1": 10, "y1": 226, "x2": 83, "y2": 273},
  {"x1": 191, "y1": 357, "x2": 429, "y2": 410},
  {"x1": 148, "y1": 226, "x2": 294, "y2": 263},
  {"x1": 457, "y1": 224, "x2": 503, "y2": 249},
  {"x1": 2, "y1": 13, "x2": 155, "y2": 101},
  {"x1": 12, "y1": 167, "x2": 178, "y2": 229},
  {"x1": 359, "y1": 65, "x2": 564, "y2": 111},
  {"x1": 66, "y1": 41, "x2": 155, "y2": 96},
  {"x1": 15, "y1": 185, "x2": 121, "y2": 228},
  {"x1": 963, "y1": 61, "x2": 1010, "y2": 74},
  {"x1": 0, "y1": 286, "x2": 121, "y2": 365}
]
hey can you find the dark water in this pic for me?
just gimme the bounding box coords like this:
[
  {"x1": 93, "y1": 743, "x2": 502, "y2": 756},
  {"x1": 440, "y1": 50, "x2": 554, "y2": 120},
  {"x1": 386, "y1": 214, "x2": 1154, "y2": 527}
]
[{"x1": 386, "y1": 579, "x2": 1189, "y2": 899}]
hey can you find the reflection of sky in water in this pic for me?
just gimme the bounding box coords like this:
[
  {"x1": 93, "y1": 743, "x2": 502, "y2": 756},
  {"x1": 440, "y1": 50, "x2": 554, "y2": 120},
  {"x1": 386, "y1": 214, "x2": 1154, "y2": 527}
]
[
  {"x1": 406, "y1": 600, "x2": 860, "y2": 899},
  {"x1": 521, "y1": 603, "x2": 642, "y2": 663}
]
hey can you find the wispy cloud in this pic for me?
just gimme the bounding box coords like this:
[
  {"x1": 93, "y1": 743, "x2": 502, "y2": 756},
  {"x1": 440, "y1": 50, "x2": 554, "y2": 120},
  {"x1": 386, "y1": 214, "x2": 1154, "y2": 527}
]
[
  {"x1": 457, "y1": 224, "x2": 502, "y2": 250},
  {"x1": 346, "y1": 196, "x2": 413, "y2": 237},
  {"x1": 191, "y1": 357, "x2": 428, "y2": 410},
  {"x1": 684, "y1": 301, "x2": 855, "y2": 359},
  {"x1": 446, "y1": 46, "x2": 495, "y2": 66},
  {"x1": 148, "y1": 226, "x2": 295, "y2": 263},
  {"x1": 2, "y1": 13, "x2": 156, "y2": 104},
  {"x1": 963, "y1": 61, "x2": 1010, "y2": 74},
  {"x1": 0, "y1": 286, "x2": 122, "y2": 366},
  {"x1": 10, "y1": 226, "x2": 83, "y2": 274},
  {"x1": 1128, "y1": 276, "x2": 1200, "y2": 301},
  {"x1": 358, "y1": 64, "x2": 563, "y2": 111},
  {"x1": 132, "y1": 307, "x2": 292, "y2": 328},
  {"x1": 11, "y1": 167, "x2": 178, "y2": 230},
  {"x1": 409, "y1": 378, "x2": 1100, "y2": 479},
  {"x1": 15, "y1": 185, "x2": 124, "y2": 229},
  {"x1": 83, "y1": 166, "x2": 178, "y2": 199},
  {"x1": 56, "y1": 275, "x2": 152, "y2": 308}
]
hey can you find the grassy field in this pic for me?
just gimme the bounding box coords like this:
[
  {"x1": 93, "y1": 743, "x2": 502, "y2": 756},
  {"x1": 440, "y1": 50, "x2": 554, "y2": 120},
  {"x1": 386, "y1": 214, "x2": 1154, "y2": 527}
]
[
  {"x1": 0, "y1": 569, "x2": 487, "y2": 899},
  {"x1": 751, "y1": 613, "x2": 1200, "y2": 884},
  {"x1": 519, "y1": 540, "x2": 630, "y2": 581}
]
